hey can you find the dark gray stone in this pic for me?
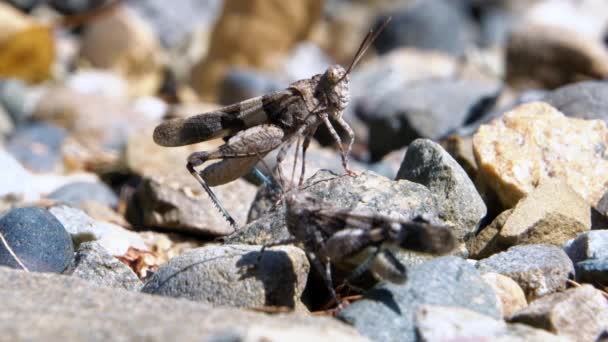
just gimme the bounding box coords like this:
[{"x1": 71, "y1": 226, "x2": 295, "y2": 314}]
[
  {"x1": 563, "y1": 230, "x2": 608, "y2": 263},
  {"x1": 373, "y1": 0, "x2": 478, "y2": 56},
  {"x1": 49, "y1": 181, "x2": 119, "y2": 208},
  {"x1": 543, "y1": 81, "x2": 608, "y2": 122},
  {"x1": 396, "y1": 139, "x2": 486, "y2": 241},
  {"x1": 575, "y1": 258, "x2": 608, "y2": 284},
  {"x1": 0, "y1": 266, "x2": 367, "y2": 341},
  {"x1": 142, "y1": 245, "x2": 310, "y2": 310},
  {"x1": 476, "y1": 244, "x2": 574, "y2": 301},
  {"x1": 337, "y1": 256, "x2": 501, "y2": 342},
  {"x1": 0, "y1": 207, "x2": 73, "y2": 273},
  {"x1": 6, "y1": 122, "x2": 66, "y2": 173},
  {"x1": 71, "y1": 241, "x2": 142, "y2": 291},
  {"x1": 357, "y1": 79, "x2": 501, "y2": 161}
]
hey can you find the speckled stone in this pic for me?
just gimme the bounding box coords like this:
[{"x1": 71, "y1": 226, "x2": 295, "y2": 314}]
[
  {"x1": 476, "y1": 244, "x2": 574, "y2": 301},
  {"x1": 473, "y1": 101, "x2": 608, "y2": 208}
]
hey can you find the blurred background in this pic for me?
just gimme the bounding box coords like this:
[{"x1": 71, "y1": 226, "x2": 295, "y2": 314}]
[{"x1": 0, "y1": 0, "x2": 607, "y2": 271}]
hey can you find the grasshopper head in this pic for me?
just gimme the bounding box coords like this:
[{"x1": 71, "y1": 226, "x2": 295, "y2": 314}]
[{"x1": 321, "y1": 64, "x2": 350, "y2": 116}]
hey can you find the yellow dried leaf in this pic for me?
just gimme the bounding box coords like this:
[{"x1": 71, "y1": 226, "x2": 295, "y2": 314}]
[{"x1": 0, "y1": 25, "x2": 54, "y2": 83}]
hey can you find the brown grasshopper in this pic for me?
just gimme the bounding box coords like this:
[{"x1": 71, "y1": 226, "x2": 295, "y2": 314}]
[
  {"x1": 152, "y1": 18, "x2": 392, "y2": 228},
  {"x1": 253, "y1": 171, "x2": 457, "y2": 308}
]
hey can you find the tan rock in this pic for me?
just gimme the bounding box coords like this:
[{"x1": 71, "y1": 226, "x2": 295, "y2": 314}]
[
  {"x1": 190, "y1": 0, "x2": 323, "y2": 101},
  {"x1": 499, "y1": 178, "x2": 591, "y2": 246},
  {"x1": 482, "y1": 272, "x2": 528, "y2": 318},
  {"x1": 473, "y1": 101, "x2": 608, "y2": 208},
  {"x1": 506, "y1": 24, "x2": 608, "y2": 89},
  {"x1": 509, "y1": 284, "x2": 608, "y2": 342},
  {"x1": 80, "y1": 5, "x2": 164, "y2": 96},
  {"x1": 467, "y1": 209, "x2": 512, "y2": 259}
]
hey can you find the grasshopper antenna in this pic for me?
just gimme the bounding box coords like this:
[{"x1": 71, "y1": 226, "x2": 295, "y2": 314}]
[{"x1": 339, "y1": 16, "x2": 392, "y2": 82}]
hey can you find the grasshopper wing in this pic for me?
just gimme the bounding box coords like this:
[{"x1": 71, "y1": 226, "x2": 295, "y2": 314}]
[{"x1": 153, "y1": 90, "x2": 294, "y2": 147}]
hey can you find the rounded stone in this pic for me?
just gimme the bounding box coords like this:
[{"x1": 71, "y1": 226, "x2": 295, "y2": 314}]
[{"x1": 0, "y1": 207, "x2": 74, "y2": 273}]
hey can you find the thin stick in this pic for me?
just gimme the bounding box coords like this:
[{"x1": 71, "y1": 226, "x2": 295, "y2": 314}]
[
  {"x1": 567, "y1": 279, "x2": 608, "y2": 300},
  {"x1": 0, "y1": 231, "x2": 29, "y2": 272}
]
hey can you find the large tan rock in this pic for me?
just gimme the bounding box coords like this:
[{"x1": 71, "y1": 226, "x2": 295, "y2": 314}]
[
  {"x1": 473, "y1": 102, "x2": 608, "y2": 208},
  {"x1": 498, "y1": 178, "x2": 591, "y2": 246},
  {"x1": 506, "y1": 23, "x2": 608, "y2": 89},
  {"x1": 189, "y1": 0, "x2": 323, "y2": 101}
]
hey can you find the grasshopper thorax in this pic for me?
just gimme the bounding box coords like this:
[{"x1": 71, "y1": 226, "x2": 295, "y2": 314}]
[{"x1": 319, "y1": 65, "x2": 350, "y2": 116}]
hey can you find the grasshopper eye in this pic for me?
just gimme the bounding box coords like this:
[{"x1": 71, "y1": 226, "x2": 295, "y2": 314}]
[{"x1": 325, "y1": 65, "x2": 345, "y2": 84}]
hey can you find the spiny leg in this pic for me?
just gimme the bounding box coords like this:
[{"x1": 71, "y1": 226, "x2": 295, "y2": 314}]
[
  {"x1": 320, "y1": 114, "x2": 356, "y2": 176},
  {"x1": 186, "y1": 160, "x2": 237, "y2": 228}
]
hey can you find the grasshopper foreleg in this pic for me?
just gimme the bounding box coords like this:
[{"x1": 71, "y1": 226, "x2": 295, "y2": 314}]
[{"x1": 320, "y1": 113, "x2": 356, "y2": 176}]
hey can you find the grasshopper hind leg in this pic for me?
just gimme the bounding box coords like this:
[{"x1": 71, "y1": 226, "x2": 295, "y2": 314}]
[{"x1": 186, "y1": 162, "x2": 238, "y2": 229}]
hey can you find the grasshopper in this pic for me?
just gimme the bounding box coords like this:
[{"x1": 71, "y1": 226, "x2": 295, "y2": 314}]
[
  {"x1": 253, "y1": 173, "x2": 457, "y2": 308},
  {"x1": 152, "y1": 18, "x2": 392, "y2": 228}
]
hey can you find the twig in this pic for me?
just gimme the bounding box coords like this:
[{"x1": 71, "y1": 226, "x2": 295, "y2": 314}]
[
  {"x1": 0, "y1": 231, "x2": 29, "y2": 272},
  {"x1": 567, "y1": 279, "x2": 608, "y2": 300}
]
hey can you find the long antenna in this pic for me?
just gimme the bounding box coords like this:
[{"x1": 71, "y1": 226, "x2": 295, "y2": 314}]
[{"x1": 339, "y1": 16, "x2": 392, "y2": 82}]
